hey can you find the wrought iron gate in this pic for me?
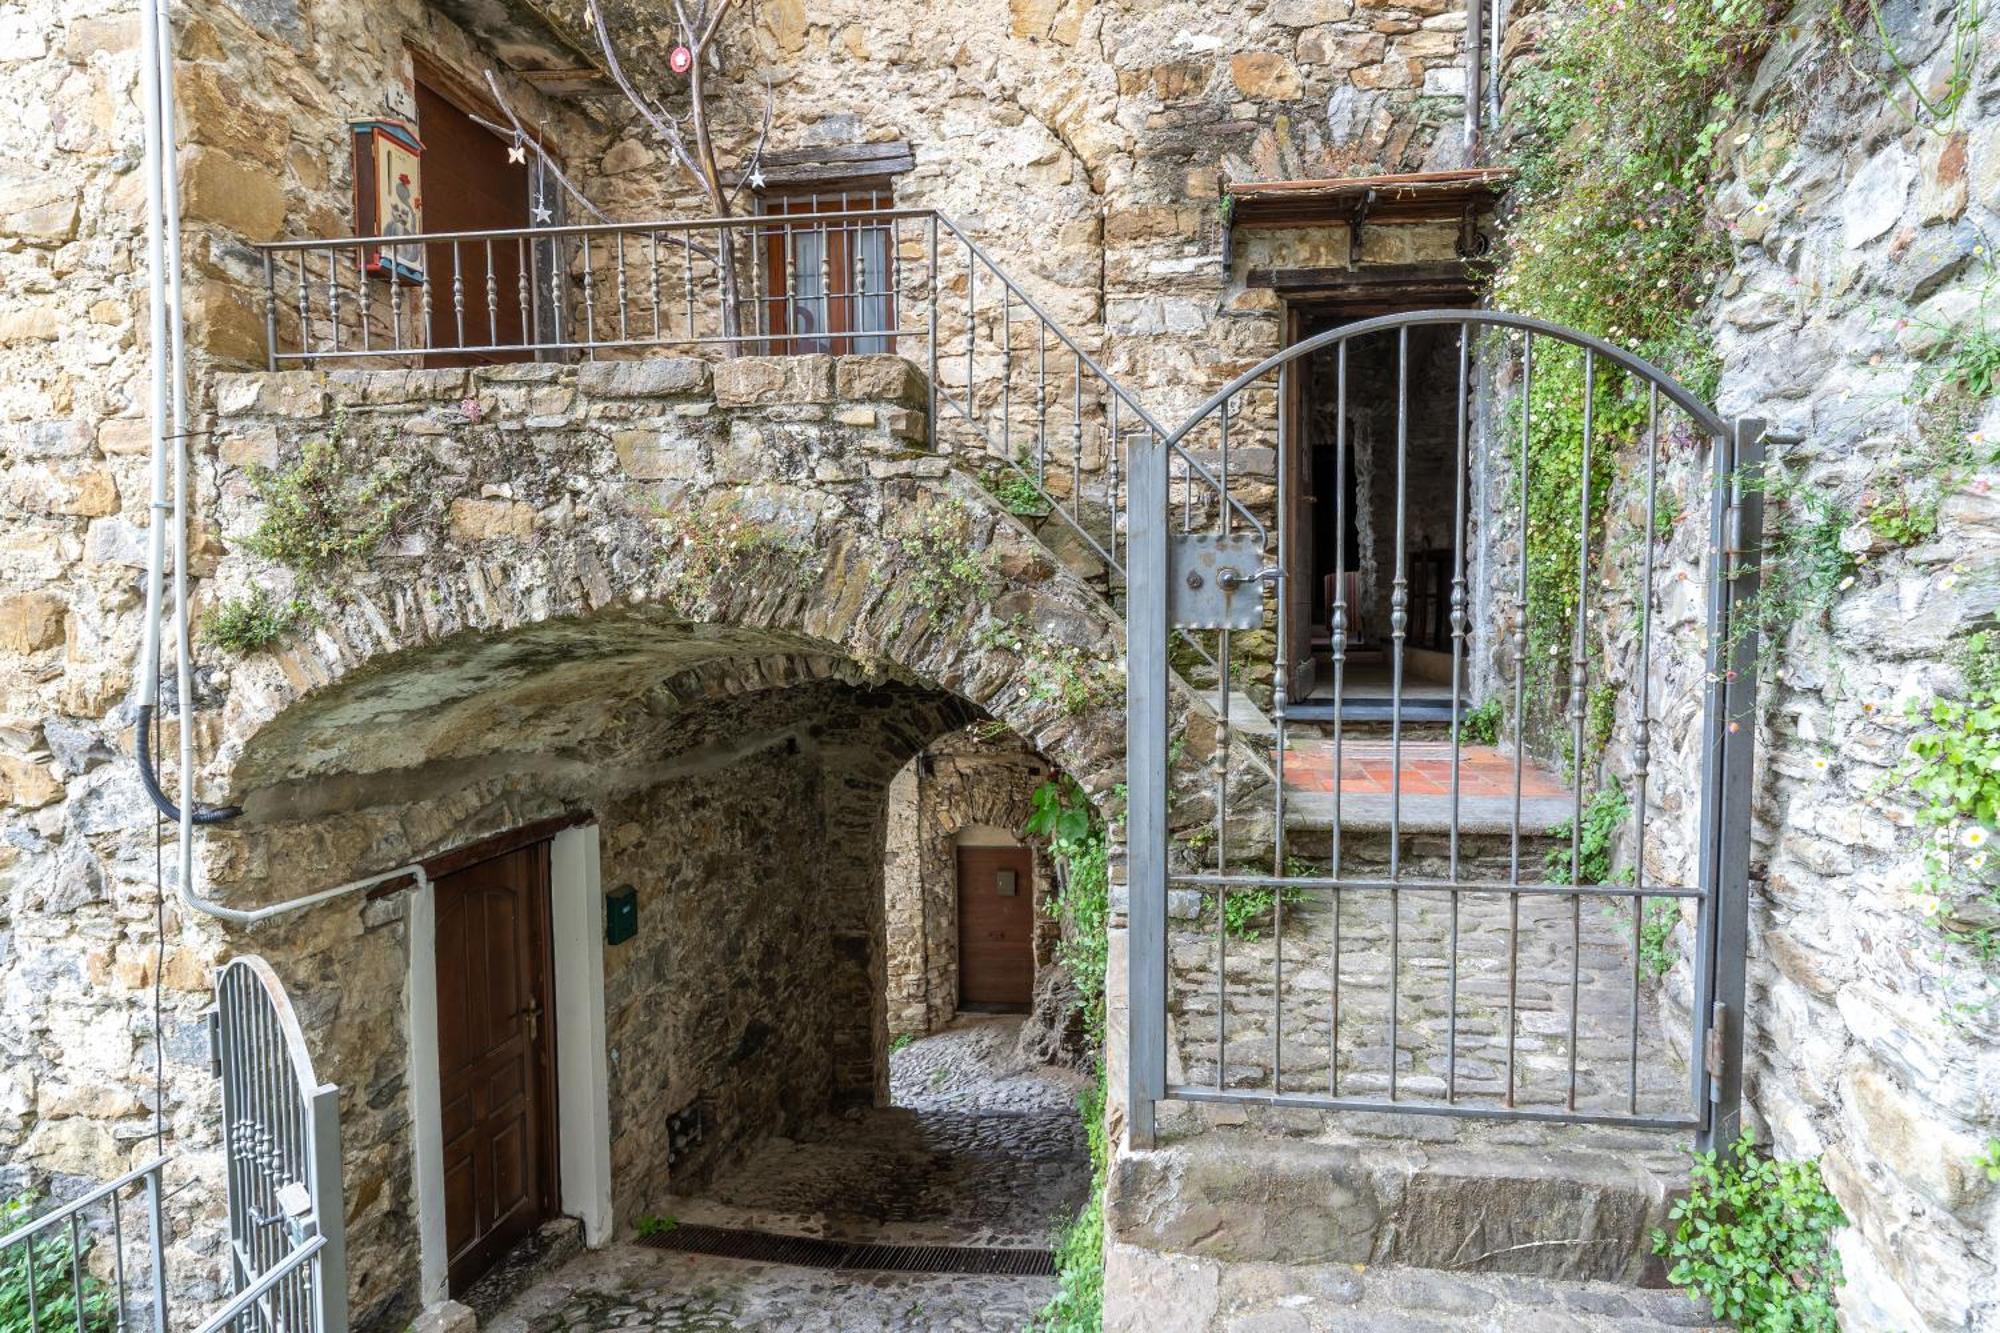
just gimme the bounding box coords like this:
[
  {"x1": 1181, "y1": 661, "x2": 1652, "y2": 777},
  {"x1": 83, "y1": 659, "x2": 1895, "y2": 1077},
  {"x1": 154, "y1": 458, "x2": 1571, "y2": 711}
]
[
  {"x1": 208, "y1": 957, "x2": 348, "y2": 1333},
  {"x1": 1125, "y1": 311, "x2": 1765, "y2": 1151}
]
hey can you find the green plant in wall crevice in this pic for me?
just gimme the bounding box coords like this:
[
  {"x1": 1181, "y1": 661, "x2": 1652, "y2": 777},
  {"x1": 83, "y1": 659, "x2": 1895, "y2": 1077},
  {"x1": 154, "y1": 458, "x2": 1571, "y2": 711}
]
[{"x1": 1653, "y1": 1132, "x2": 1846, "y2": 1332}]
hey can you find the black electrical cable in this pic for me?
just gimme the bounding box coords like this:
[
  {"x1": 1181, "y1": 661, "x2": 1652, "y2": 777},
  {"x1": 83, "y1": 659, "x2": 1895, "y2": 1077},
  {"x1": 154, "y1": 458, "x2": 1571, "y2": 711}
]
[{"x1": 134, "y1": 703, "x2": 241, "y2": 823}]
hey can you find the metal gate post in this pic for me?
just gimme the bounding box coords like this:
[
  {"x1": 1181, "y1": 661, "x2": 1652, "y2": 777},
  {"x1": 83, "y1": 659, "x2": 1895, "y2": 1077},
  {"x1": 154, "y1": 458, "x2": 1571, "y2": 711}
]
[
  {"x1": 1126, "y1": 432, "x2": 1170, "y2": 1151},
  {"x1": 1696, "y1": 418, "x2": 1765, "y2": 1154},
  {"x1": 307, "y1": 1082, "x2": 350, "y2": 1333}
]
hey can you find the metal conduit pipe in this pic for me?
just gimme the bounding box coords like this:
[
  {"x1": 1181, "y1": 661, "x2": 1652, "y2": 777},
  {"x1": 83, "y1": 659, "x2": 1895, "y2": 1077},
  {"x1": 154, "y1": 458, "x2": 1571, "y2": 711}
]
[
  {"x1": 136, "y1": 0, "x2": 240, "y2": 930},
  {"x1": 1465, "y1": 0, "x2": 1482, "y2": 158}
]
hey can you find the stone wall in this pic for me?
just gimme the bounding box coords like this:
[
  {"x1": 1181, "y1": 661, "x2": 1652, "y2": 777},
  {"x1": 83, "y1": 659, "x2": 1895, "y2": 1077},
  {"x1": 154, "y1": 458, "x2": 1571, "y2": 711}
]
[
  {"x1": 1467, "y1": 2, "x2": 2000, "y2": 1327},
  {"x1": 6, "y1": 350, "x2": 1246, "y2": 1328},
  {"x1": 881, "y1": 728, "x2": 1060, "y2": 1038},
  {"x1": 1696, "y1": 6, "x2": 2000, "y2": 1326}
]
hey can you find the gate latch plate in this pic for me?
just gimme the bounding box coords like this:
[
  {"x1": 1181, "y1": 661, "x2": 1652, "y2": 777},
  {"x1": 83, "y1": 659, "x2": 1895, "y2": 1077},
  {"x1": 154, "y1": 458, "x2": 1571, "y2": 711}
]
[{"x1": 1168, "y1": 533, "x2": 1267, "y2": 630}]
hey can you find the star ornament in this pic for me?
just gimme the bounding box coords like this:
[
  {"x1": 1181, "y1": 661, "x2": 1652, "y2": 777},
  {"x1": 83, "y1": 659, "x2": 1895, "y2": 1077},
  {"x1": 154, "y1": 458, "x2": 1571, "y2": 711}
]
[
  {"x1": 748, "y1": 166, "x2": 766, "y2": 191},
  {"x1": 532, "y1": 203, "x2": 554, "y2": 224}
]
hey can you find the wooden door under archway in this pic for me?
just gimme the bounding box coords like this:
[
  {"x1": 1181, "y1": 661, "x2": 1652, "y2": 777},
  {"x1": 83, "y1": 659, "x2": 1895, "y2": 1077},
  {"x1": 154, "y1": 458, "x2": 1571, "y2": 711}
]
[
  {"x1": 956, "y1": 844, "x2": 1034, "y2": 1010},
  {"x1": 434, "y1": 840, "x2": 558, "y2": 1294}
]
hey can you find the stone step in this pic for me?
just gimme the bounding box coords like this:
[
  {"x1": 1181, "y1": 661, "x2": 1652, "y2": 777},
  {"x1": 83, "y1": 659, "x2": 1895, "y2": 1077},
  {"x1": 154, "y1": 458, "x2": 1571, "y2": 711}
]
[
  {"x1": 1108, "y1": 1115, "x2": 1688, "y2": 1287},
  {"x1": 1106, "y1": 1243, "x2": 1723, "y2": 1332}
]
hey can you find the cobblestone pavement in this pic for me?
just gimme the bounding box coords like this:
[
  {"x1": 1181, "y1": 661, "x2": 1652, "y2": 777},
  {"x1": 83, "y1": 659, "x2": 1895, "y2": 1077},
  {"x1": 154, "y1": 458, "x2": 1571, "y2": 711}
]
[
  {"x1": 484, "y1": 1245, "x2": 1048, "y2": 1333},
  {"x1": 1172, "y1": 883, "x2": 1688, "y2": 1117},
  {"x1": 489, "y1": 1017, "x2": 1087, "y2": 1332}
]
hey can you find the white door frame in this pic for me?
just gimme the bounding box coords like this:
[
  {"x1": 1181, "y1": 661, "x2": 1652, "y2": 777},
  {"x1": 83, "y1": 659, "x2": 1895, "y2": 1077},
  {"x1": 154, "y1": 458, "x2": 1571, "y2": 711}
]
[{"x1": 407, "y1": 823, "x2": 613, "y2": 1305}]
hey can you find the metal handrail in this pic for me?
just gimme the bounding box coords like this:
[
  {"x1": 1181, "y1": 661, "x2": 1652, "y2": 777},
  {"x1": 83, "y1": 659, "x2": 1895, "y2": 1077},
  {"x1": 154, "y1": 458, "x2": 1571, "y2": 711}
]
[
  {"x1": 190, "y1": 1234, "x2": 326, "y2": 1333},
  {"x1": 0, "y1": 1155, "x2": 171, "y2": 1333},
  {"x1": 251, "y1": 205, "x2": 1264, "y2": 577},
  {"x1": 0, "y1": 1159, "x2": 170, "y2": 1252}
]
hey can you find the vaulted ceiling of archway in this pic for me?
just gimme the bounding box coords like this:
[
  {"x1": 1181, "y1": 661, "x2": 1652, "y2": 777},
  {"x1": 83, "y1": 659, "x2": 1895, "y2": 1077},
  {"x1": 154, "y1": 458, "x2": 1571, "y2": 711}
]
[{"x1": 227, "y1": 608, "x2": 966, "y2": 814}]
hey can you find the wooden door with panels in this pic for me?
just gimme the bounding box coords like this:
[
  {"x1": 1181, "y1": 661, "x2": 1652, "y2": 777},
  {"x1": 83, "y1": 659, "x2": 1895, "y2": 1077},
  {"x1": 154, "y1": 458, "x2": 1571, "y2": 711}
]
[
  {"x1": 412, "y1": 59, "x2": 535, "y2": 365},
  {"x1": 956, "y1": 843, "x2": 1035, "y2": 1010},
  {"x1": 434, "y1": 839, "x2": 558, "y2": 1294}
]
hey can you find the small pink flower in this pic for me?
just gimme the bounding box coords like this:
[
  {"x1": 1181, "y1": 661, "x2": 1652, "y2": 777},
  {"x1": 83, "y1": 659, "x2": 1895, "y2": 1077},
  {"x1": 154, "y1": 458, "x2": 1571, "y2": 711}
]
[{"x1": 460, "y1": 398, "x2": 483, "y2": 423}]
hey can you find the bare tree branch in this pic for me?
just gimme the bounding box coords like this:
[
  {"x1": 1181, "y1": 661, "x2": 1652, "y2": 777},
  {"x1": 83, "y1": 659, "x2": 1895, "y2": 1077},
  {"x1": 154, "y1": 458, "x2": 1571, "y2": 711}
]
[
  {"x1": 585, "y1": 0, "x2": 708, "y2": 187},
  {"x1": 477, "y1": 71, "x2": 613, "y2": 223}
]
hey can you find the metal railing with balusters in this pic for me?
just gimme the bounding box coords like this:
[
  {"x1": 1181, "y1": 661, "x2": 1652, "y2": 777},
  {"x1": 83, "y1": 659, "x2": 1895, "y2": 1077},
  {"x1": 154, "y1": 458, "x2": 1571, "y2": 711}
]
[
  {"x1": 0, "y1": 1158, "x2": 170, "y2": 1333},
  {"x1": 255, "y1": 208, "x2": 1253, "y2": 594}
]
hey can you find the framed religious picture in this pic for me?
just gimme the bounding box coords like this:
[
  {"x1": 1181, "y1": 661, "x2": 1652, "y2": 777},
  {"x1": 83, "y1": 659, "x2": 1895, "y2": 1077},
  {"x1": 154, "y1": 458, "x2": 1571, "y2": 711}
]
[{"x1": 351, "y1": 119, "x2": 425, "y2": 283}]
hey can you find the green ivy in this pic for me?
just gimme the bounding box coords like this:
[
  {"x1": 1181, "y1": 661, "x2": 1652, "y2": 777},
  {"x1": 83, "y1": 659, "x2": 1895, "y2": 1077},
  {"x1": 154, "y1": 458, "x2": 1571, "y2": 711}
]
[
  {"x1": 1495, "y1": 0, "x2": 1781, "y2": 744},
  {"x1": 1653, "y1": 1133, "x2": 1846, "y2": 1332},
  {"x1": 0, "y1": 1194, "x2": 112, "y2": 1333},
  {"x1": 245, "y1": 419, "x2": 408, "y2": 575},
  {"x1": 1023, "y1": 776, "x2": 1112, "y2": 1044},
  {"x1": 1458, "y1": 697, "x2": 1502, "y2": 746},
  {"x1": 200, "y1": 587, "x2": 307, "y2": 655},
  {"x1": 1032, "y1": 1071, "x2": 1105, "y2": 1333},
  {"x1": 1896, "y1": 631, "x2": 2000, "y2": 968},
  {"x1": 1546, "y1": 781, "x2": 1630, "y2": 885},
  {"x1": 1023, "y1": 778, "x2": 1113, "y2": 1333}
]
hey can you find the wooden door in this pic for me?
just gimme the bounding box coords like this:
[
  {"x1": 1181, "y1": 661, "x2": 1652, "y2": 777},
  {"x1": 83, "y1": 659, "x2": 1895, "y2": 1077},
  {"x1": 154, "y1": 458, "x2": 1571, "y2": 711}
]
[
  {"x1": 434, "y1": 841, "x2": 557, "y2": 1294},
  {"x1": 414, "y1": 75, "x2": 532, "y2": 364},
  {"x1": 957, "y1": 844, "x2": 1035, "y2": 1009}
]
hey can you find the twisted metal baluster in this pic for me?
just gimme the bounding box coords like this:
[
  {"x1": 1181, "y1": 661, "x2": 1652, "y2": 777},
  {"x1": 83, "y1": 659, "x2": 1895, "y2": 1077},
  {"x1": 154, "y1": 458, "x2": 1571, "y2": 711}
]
[
  {"x1": 294, "y1": 252, "x2": 310, "y2": 357},
  {"x1": 484, "y1": 239, "x2": 499, "y2": 349},
  {"x1": 1631, "y1": 382, "x2": 1661, "y2": 1114},
  {"x1": 615, "y1": 231, "x2": 630, "y2": 343},
  {"x1": 1507, "y1": 333, "x2": 1533, "y2": 1109},
  {"x1": 326, "y1": 248, "x2": 341, "y2": 355},
  {"x1": 580, "y1": 231, "x2": 597, "y2": 358},
  {"x1": 1447, "y1": 321, "x2": 1471, "y2": 1102},
  {"x1": 516, "y1": 236, "x2": 531, "y2": 348},
  {"x1": 1330, "y1": 338, "x2": 1349, "y2": 1097},
  {"x1": 450, "y1": 241, "x2": 466, "y2": 350},
  {"x1": 1567, "y1": 347, "x2": 1597, "y2": 1112},
  {"x1": 355, "y1": 248, "x2": 371, "y2": 354}
]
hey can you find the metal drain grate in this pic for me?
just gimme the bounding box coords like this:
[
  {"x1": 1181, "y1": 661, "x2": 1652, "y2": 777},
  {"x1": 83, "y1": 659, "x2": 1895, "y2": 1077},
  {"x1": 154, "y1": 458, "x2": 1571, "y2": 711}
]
[{"x1": 637, "y1": 1223, "x2": 1055, "y2": 1276}]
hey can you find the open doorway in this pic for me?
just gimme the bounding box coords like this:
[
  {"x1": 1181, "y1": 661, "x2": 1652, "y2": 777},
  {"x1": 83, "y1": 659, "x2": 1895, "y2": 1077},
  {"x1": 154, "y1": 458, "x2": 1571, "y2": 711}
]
[{"x1": 1281, "y1": 284, "x2": 1478, "y2": 724}]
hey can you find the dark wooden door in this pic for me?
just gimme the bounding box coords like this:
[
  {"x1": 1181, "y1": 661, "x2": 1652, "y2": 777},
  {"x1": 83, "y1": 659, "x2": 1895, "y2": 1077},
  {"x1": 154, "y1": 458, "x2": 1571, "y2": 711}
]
[
  {"x1": 957, "y1": 844, "x2": 1035, "y2": 1009},
  {"x1": 414, "y1": 77, "x2": 532, "y2": 364},
  {"x1": 434, "y1": 841, "x2": 557, "y2": 1294}
]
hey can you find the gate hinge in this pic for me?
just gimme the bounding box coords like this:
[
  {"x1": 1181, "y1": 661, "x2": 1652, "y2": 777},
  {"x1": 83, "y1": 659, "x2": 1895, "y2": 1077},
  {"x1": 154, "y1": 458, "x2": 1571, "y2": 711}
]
[
  {"x1": 1704, "y1": 1003, "x2": 1727, "y2": 1104},
  {"x1": 206, "y1": 1008, "x2": 222, "y2": 1078}
]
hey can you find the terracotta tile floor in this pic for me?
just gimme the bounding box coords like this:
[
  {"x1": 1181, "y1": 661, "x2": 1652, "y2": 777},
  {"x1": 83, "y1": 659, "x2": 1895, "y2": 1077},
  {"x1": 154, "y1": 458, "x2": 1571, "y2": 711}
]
[{"x1": 1283, "y1": 740, "x2": 1570, "y2": 799}]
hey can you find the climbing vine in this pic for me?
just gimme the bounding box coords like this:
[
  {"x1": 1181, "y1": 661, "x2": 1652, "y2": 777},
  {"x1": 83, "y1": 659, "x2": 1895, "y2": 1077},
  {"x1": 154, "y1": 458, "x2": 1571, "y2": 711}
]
[
  {"x1": 1653, "y1": 1132, "x2": 1846, "y2": 1332},
  {"x1": 1495, "y1": 0, "x2": 1783, "y2": 744},
  {"x1": 1022, "y1": 776, "x2": 1112, "y2": 1333},
  {"x1": 1893, "y1": 632, "x2": 2000, "y2": 1005}
]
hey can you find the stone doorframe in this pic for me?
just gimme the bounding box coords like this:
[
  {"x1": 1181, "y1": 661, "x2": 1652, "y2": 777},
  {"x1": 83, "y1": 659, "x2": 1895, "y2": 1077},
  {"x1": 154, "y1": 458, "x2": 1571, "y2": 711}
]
[
  {"x1": 884, "y1": 733, "x2": 1059, "y2": 1038},
  {"x1": 407, "y1": 822, "x2": 612, "y2": 1304}
]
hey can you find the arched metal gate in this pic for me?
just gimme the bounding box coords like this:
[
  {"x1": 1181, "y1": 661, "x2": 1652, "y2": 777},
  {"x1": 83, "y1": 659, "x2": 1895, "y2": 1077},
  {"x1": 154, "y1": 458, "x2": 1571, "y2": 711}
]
[
  {"x1": 207, "y1": 957, "x2": 348, "y2": 1333},
  {"x1": 1124, "y1": 310, "x2": 1766, "y2": 1152}
]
